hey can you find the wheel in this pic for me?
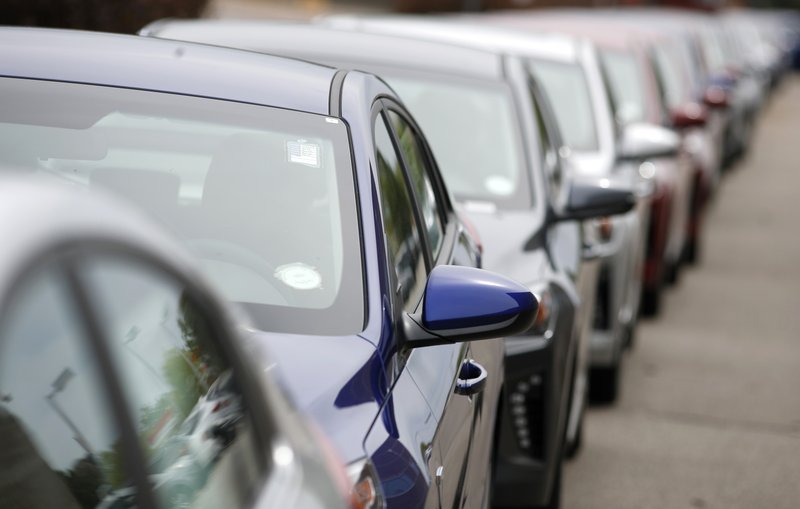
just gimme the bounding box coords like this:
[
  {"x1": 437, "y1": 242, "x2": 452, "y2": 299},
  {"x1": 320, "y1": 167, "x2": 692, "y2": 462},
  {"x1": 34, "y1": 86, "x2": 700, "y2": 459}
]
[
  {"x1": 641, "y1": 285, "x2": 662, "y2": 317},
  {"x1": 563, "y1": 412, "x2": 583, "y2": 459},
  {"x1": 624, "y1": 322, "x2": 636, "y2": 351},
  {"x1": 664, "y1": 257, "x2": 680, "y2": 285},
  {"x1": 683, "y1": 235, "x2": 701, "y2": 265},
  {"x1": 589, "y1": 365, "x2": 620, "y2": 404},
  {"x1": 536, "y1": 458, "x2": 562, "y2": 509}
]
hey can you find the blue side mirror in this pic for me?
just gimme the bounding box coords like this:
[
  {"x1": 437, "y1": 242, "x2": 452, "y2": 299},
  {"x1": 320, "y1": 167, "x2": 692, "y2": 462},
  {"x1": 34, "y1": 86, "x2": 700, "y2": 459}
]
[{"x1": 403, "y1": 265, "x2": 538, "y2": 348}]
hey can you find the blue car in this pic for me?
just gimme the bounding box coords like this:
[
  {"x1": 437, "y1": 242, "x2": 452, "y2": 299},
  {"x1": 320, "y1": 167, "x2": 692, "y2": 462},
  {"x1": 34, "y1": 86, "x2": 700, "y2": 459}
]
[{"x1": 0, "y1": 28, "x2": 538, "y2": 508}]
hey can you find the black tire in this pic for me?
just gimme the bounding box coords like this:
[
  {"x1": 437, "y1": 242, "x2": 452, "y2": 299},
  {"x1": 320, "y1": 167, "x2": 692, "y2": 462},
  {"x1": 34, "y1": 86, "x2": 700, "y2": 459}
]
[
  {"x1": 589, "y1": 365, "x2": 620, "y2": 404},
  {"x1": 664, "y1": 257, "x2": 680, "y2": 285},
  {"x1": 624, "y1": 323, "x2": 636, "y2": 350},
  {"x1": 564, "y1": 411, "x2": 583, "y2": 460},
  {"x1": 683, "y1": 235, "x2": 701, "y2": 265},
  {"x1": 537, "y1": 459, "x2": 562, "y2": 509},
  {"x1": 641, "y1": 285, "x2": 662, "y2": 317}
]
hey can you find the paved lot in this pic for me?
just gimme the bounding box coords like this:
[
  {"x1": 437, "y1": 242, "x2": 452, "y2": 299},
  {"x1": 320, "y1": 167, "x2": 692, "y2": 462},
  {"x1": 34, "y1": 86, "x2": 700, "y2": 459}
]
[{"x1": 564, "y1": 75, "x2": 800, "y2": 509}]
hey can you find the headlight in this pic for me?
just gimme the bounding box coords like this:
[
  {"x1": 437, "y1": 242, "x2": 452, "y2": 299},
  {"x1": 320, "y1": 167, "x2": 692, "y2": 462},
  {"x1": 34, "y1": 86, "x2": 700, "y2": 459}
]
[{"x1": 347, "y1": 458, "x2": 385, "y2": 509}]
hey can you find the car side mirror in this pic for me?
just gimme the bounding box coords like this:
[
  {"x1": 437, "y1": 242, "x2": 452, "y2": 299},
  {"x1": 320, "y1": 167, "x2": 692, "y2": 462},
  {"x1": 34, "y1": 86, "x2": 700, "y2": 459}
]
[
  {"x1": 671, "y1": 102, "x2": 708, "y2": 129},
  {"x1": 556, "y1": 181, "x2": 636, "y2": 222},
  {"x1": 618, "y1": 123, "x2": 680, "y2": 161},
  {"x1": 403, "y1": 265, "x2": 538, "y2": 348}
]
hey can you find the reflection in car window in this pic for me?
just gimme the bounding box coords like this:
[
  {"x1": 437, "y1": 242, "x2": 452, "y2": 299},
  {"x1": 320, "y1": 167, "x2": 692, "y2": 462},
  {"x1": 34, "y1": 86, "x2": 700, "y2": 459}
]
[
  {"x1": 0, "y1": 77, "x2": 362, "y2": 336},
  {"x1": 386, "y1": 74, "x2": 530, "y2": 209},
  {"x1": 528, "y1": 59, "x2": 599, "y2": 152},
  {"x1": 80, "y1": 255, "x2": 261, "y2": 509},
  {"x1": 600, "y1": 49, "x2": 648, "y2": 125},
  {"x1": 375, "y1": 115, "x2": 427, "y2": 312},
  {"x1": 0, "y1": 266, "x2": 118, "y2": 509},
  {"x1": 387, "y1": 111, "x2": 444, "y2": 259}
]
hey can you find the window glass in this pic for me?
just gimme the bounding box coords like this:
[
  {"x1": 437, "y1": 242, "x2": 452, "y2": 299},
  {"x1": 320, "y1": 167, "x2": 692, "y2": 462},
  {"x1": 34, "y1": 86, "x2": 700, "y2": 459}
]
[
  {"x1": 528, "y1": 59, "x2": 599, "y2": 152},
  {"x1": 0, "y1": 266, "x2": 121, "y2": 509},
  {"x1": 600, "y1": 49, "x2": 648, "y2": 125},
  {"x1": 653, "y1": 45, "x2": 687, "y2": 110},
  {"x1": 647, "y1": 54, "x2": 672, "y2": 126},
  {"x1": 387, "y1": 111, "x2": 444, "y2": 258},
  {"x1": 385, "y1": 74, "x2": 531, "y2": 209},
  {"x1": 374, "y1": 116, "x2": 427, "y2": 312},
  {"x1": 529, "y1": 86, "x2": 562, "y2": 200},
  {"x1": 0, "y1": 77, "x2": 362, "y2": 336},
  {"x1": 79, "y1": 255, "x2": 262, "y2": 509}
]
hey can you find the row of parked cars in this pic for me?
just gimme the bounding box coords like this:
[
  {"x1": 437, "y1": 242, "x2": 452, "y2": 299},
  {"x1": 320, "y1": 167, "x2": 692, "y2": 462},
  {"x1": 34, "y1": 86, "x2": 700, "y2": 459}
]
[{"x1": 0, "y1": 6, "x2": 797, "y2": 509}]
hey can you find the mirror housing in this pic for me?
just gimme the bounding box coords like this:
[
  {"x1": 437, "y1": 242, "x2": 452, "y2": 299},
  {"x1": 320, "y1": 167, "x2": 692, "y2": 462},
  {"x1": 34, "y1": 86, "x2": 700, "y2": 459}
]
[
  {"x1": 403, "y1": 265, "x2": 538, "y2": 348},
  {"x1": 618, "y1": 123, "x2": 680, "y2": 161},
  {"x1": 671, "y1": 102, "x2": 708, "y2": 129},
  {"x1": 556, "y1": 182, "x2": 636, "y2": 222}
]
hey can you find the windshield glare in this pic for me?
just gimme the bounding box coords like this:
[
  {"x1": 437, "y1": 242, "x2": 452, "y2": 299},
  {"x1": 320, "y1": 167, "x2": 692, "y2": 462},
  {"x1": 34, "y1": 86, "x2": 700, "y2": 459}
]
[
  {"x1": 386, "y1": 75, "x2": 531, "y2": 209},
  {"x1": 528, "y1": 59, "x2": 599, "y2": 152},
  {"x1": 0, "y1": 77, "x2": 363, "y2": 336}
]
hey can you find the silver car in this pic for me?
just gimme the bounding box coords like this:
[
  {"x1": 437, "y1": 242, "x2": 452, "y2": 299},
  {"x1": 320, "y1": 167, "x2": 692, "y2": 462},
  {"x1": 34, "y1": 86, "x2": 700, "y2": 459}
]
[
  {"x1": 0, "y1": 175, "x2": 351, "y2": 509},
  {"x1": 470, "y1": 17, "x2": 660, "y2": 402}
]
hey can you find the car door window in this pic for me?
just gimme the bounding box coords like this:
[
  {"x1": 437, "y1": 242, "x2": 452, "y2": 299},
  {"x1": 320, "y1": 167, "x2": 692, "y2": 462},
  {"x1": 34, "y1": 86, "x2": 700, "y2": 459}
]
[
  {"x1": 374, "y1": 114, "x2": 427, "y2": 312},
  {"x1": 0, "y1": 265, "x2": 121, "y2": 509},
  {"x1": 386, "y1": 110, "x2": 445, "y2": 259},
  {"x1": 79, "y1": 255, "x2": 262, "y2": 509},
  {"x1": 529, "y1": 83, "x2": 564, "y2": 201}
]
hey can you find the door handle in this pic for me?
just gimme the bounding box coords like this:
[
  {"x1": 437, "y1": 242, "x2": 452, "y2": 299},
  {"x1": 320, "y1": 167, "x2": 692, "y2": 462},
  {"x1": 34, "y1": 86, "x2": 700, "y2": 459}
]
[{"x1": 455, "y1": 359, "x2": 487, "y2": 396}]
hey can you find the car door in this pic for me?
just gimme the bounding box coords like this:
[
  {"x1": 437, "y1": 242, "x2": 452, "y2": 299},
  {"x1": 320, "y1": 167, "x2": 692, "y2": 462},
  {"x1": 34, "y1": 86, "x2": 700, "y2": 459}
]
[
  {"x1": 0, "y1": 247, "x2": 270, "y2": 509},
  {"x1": 380, "y1": 102, "x2": 492, "y2": 509}
]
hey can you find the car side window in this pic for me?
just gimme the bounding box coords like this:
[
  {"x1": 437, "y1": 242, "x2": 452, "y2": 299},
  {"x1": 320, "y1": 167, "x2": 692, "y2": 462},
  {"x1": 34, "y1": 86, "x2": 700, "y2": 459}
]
[
  {"x1": 529, "y1": 83, "x2": 563, "y2": 201},
  {"x1": 386, "y1": 110, "x2": 445, "y2": 259},
  {"x1": 78, "y1": 255, "x2": 262, "y2": 509},
  {"x1": 0, "y1": 265, "x2": 122, "y2": 509},
  {"x1": 374, "y1": 113, "x2": 427, "y2": 312}
]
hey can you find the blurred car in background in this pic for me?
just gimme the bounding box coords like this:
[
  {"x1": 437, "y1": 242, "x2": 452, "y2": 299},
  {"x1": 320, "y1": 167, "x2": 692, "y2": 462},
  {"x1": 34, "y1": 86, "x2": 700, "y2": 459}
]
[
  {"x1": 142, "y1": 18, "x2": 635, "y2": 508},
  {"x1": 503, "y1": 12, "x2": 697, "y2": 314},
  {"x1": 465, "y1": 13, "x2": 658, "y2": 402},
  {"x1": 0, "y1": 27, "x2": 540, "y2": 509},
  {"x1": 0, "y1": 175, "x2": 351, "y2": 509}
]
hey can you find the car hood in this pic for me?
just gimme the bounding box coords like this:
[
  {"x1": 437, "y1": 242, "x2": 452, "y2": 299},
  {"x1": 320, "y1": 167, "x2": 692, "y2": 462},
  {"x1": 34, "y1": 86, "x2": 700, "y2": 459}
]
[
  {"x1": 242, "y1": 329, "x2": 384, "y2": 464},
  {"x1": 461, "y1": 207, "x2": 549, "y2": 287}
]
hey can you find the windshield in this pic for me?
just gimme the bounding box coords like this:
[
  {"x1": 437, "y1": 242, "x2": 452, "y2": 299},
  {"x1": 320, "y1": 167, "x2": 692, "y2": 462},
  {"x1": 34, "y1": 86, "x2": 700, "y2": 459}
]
[
  {"x1": 385, "y1": 73, "x2": 531, "y2": 209},
  {"x1": 528, "y1": 59, "x2": 599, "y2": 152},
  {"x1": 0, "y1": 77, "x2": 363, "y2": 336},
  {"x1": 600, "y1": 49, "x2": 648, "y2": 125}
]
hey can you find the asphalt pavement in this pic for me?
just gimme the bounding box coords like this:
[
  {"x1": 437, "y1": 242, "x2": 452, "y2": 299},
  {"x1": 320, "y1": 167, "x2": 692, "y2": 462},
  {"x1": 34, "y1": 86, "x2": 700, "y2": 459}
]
[{"x1": 564, "y1": 75, "x2": 800, "y2": 509}]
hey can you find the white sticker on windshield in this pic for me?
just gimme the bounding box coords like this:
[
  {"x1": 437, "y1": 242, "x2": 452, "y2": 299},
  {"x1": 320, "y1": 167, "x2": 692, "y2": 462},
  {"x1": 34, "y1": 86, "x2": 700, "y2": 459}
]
[
  {"x1": 274, "y1": 263, "x2": 323, "y2": 290},
  {"x1": 286, "y1": 139, "x2": 321, "y2": 168}
]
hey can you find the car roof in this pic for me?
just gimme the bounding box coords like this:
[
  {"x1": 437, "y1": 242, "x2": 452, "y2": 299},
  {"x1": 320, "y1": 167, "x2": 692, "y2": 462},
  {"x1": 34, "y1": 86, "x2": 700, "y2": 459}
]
[
  {"x1": 321, "y1": 15, "x2": 583, "y2": 63},
  {"x1": 143, "y1": 19, "x2": 506, "y2": 80},
  {"x1": 0, "y1": 27, "x2": 338, "y2": 116},
  {"x1": 483, "y1": 12, "x2": 650, "y2": 50}
]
